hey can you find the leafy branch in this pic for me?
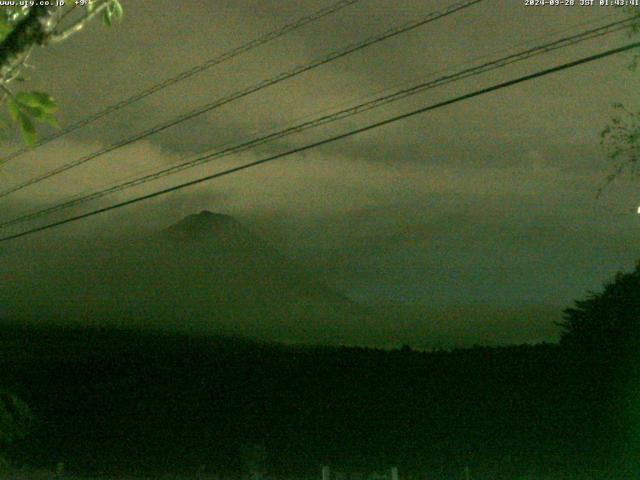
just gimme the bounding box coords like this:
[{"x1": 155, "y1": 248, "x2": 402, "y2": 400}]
[
  {"x1": 49, "y1": 0, "x2": 123, "y2": 43},
  {"x1": 598, "y1": 7, "x2": 640, "y2": 194},
  {"x1": 0, "y1": 1, "x2": 123, "y2": 148},
  {"x1": 4, "y1": 88, "x2": 58, "y2": 146},
  {"x1": 598, "y1": 103, "x2": 640, "y2": 197}
]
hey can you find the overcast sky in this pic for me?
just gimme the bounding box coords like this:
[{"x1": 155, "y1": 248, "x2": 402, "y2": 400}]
[{"x1": 0, "y1": 0, "x2": 638, "y2": 343}]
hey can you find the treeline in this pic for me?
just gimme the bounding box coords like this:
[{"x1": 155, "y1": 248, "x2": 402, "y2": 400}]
[{"x1": 0, "y1": 322, "x2": 635, "y2": 479}]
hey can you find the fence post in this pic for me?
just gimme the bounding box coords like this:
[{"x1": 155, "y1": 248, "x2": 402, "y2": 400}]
[
  {"x1": 322, "y1": 465, "x2": 331, "y2": 480},
  {"x1": 390, "y1": 466, "x2": 398, "y2": 480}
]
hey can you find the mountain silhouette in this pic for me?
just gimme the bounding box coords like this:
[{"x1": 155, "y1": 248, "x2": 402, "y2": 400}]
[
  {"x1": 0, "y1": 211, "x2": 370, "y2": 344},
  {"x1": 164, "y1": 210, "x2": 260, "y2": 248}
]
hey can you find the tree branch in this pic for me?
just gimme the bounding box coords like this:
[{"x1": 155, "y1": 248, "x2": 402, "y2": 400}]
[
  {"x1": 49, "y1": 0, "x2": 112, "y2": 44},
  {"x1": 0, "y1": 6, "x2": 60, "y2": 81}
]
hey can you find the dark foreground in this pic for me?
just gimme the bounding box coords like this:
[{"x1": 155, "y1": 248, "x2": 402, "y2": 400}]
[{"x1": 0, "y1": 323, "x2": 637, "y2": 479}]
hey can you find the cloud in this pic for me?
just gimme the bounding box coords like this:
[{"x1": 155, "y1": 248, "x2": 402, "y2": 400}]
[{"x1": 0, "y1": 0, "x2": 636, "y2": 346}]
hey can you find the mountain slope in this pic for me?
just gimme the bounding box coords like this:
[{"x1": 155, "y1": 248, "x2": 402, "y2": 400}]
[{"x1": 0, "y1": 211, "x2": 371, "y2": 345}]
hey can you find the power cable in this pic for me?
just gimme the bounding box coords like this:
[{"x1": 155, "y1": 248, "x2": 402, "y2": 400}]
[
  {"x1": 0, "y1": 0, "x2": 483, "y2": 198},
  {"x1": 0, "y1": 17, "x2": 631, "y2": 230},
  {"x1": 1, "y1": 39, "x2": 637, "y2": 243},
  {"x1": 0, "y1": 0, "x2": 361, "y2": 164}
]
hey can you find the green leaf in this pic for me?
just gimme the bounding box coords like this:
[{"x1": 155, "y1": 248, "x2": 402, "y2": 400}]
[
  {"x1": 16, "y1": 91, "x2": 57, "y2": 113},
  {"x1": 112, "y1": 0, "x2": 124, "y2": 20},
  {"x1": 17, "y1": 111, "x2": 35, "y2": 147},
  {"x1": 0, "y1": 113, "x2": 10, "y2": 140},
  {"x1": 102, "y1": 0, "x2": 123, "y2": 27},
  {"x1": 0, "y1": 18, "x2": 12, "y2": 43},
  {"x1": 42, "y1": 114, "x2": 59, "y2": 129},
  {"x1": 7, "y1": 99, "x2": 19, "y2": 121},
  {"x1": 20, "y1": 105, "x2": 45, "y2": 119},
  {"x1": 102, "y1": 9, "x2": 112, "y2": 27},
  {"x1": 16, "y1": 103, "x2": 59, "y2": 128}
]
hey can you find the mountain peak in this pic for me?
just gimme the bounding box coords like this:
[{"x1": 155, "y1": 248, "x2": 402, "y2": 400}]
[
  {"x1": 167, "y1": 211, "x2": 232, "y2": 235},
  {"x1": 196, "y1": 210, "x2": 228, "y2": 219},
  {"x1": 193, "y1": 210, "x2": 233, "y2": 223},
  {"x1": 163, "y1": 211, "x2": 260, "y2": 248}
]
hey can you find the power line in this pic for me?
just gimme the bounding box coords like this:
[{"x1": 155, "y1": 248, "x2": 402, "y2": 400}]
[
  {"x1": 0, "y1": 0, "x2": 361, "y2": 164},
  {"x1": 1, "y1": 40, "x2": 637, "y2": 243},
  {"x1": 0, "y1": 17, "x2": 632, "y2": 230},
  {"x1": 0, "y1": 0, "x2": 483, "y2": 199},
  {"x1": 72, "y1": 10, "x2": 621, "y2": 200}
]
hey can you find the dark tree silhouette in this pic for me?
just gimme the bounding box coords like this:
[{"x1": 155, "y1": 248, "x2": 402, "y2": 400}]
[
  {"x1": 557, "y1": 261, "x2": 640, "y2": 475},
  {"x1": 558, "y1": 260, "x2": 640, "y2": 358}
]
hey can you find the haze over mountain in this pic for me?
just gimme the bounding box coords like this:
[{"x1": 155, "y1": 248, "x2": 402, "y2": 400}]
[
  {"x1": 0, "y1": 0, "x2": 636, "y2": 350},
  {"x1": 0, "y1": 211, "x2": 368, "y2": 344},
  {"x1": 0, "y1": 210, "x2": 559, "y2": 347}
]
